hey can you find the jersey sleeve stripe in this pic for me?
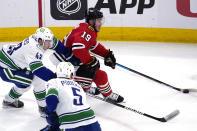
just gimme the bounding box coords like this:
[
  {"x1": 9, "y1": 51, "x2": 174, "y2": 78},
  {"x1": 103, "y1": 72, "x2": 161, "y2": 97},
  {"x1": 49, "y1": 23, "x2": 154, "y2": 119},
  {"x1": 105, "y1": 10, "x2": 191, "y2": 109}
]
[
  {"x1": 29, "y1": 61, "x2": 44, "y2": 73},
  {"x1": 9, "y1": 88, "x2": 22, "y2": 99},
  {"x1": 89, "y1": 42, "x2": 99, "y2": 51},
  {"x1": 46, "y1": 88, "x2": 58, "y2": 97},
  {"x1": 0, "y1": 59, "x2": 14, "y2": 70},
  {"x1": 3, "y1": 68, "x2": 32, "y2": 85},
  {"x1": 34, "y1": 89, "x2": 46, "y2": 100},
  {"x1": 72, "y1": 43, "x2": 85, "y2": 50},
  {"x1": 63, "y1": 31, "x2": 72, "y2": 46},
  {"x1": 2, "y1": 49, "x2": 20, "y2": 69},
  {"x1": 0, "y1": 50, "x2": 20, "y2": 70}
]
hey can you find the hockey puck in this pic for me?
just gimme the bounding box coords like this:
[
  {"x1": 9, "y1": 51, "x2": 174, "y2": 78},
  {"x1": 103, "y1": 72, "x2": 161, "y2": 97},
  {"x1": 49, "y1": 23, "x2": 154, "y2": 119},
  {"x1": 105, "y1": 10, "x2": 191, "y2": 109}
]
[{"x1": 182, "y1": 89, "x2": 189, "y2": 93}]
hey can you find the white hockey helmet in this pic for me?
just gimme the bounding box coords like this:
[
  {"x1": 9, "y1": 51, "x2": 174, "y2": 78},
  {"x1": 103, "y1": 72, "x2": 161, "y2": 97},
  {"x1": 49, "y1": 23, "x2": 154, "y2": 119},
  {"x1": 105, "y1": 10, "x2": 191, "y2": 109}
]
[
  {"x1": 56, "y1": 62, "x2": 74, "y2": 79},
  {"x1": 35, "y1": 27, "x2": 54, "y2": 46}
]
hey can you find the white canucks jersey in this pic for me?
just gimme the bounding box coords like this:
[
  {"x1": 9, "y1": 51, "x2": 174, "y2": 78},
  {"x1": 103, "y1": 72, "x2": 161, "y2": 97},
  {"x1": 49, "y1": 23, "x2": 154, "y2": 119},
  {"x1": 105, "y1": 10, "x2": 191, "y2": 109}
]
[
  {"x1": 0, "y1": 35, "x2": 44, "y2": 72},
  {"x1": 0, "y1": 35, "x2": 58, "y2": 73},
  {"x1": 46, "y1": 78, "x2": 97, "y2": 129}
]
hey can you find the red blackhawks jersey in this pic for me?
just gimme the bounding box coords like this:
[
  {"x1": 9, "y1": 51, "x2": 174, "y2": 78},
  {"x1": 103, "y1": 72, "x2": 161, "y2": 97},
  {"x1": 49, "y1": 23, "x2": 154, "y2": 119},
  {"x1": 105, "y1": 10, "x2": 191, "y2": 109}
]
[{"x1": 62, "y1": 23, "x2": 109, "y2": 65}]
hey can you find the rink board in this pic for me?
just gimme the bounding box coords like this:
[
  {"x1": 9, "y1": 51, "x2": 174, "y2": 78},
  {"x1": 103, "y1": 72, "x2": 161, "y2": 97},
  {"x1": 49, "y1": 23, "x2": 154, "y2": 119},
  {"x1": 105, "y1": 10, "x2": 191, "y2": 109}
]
[{"x1": 0, "y1": 27, "x2": 197, "y2": 43}]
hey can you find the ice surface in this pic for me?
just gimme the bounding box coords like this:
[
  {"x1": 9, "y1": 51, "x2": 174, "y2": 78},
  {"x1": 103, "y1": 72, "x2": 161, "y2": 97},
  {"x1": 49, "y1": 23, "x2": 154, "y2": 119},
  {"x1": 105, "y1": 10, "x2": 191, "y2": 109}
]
[{"x1": 0, "y1": 41, "x2": 197, "y2": 131}]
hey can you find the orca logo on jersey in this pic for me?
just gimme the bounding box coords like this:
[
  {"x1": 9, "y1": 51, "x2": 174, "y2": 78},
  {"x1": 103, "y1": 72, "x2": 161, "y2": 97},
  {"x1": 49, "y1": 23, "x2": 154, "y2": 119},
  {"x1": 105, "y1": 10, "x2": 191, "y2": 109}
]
[
  {"x1": 35, "y1": 52, "x2": 43, "y2": 60},
  {"x1": 50, "y1": 0, "x2": 87, "y2": 20},
  {"x1": 57, "y1": 0, "x2": 81, "y2": 15}
]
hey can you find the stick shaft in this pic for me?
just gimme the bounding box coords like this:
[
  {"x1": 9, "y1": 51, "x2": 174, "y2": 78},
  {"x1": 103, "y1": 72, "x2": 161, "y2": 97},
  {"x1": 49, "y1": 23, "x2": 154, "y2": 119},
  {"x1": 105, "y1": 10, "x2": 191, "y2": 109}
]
[
  {"x1": 87, "y1": 94, "x2": 166, "y2": 122},
  {"x1": 116, "y1": 63, "x2": 181, "y2": 92}
]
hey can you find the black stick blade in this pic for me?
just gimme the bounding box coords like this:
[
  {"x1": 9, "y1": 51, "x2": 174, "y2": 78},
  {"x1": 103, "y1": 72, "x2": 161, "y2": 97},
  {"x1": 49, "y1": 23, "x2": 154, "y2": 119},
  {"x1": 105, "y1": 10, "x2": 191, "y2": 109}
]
[
  {"x1": 182, "y1": 89, "x2": 189, "y2": 93},
  {"x1": 183, "y1": 88, "x2": 197, "y2": 93},
  {"x1": 163, "y1": 110, "x2": 180, "y2": 122}
]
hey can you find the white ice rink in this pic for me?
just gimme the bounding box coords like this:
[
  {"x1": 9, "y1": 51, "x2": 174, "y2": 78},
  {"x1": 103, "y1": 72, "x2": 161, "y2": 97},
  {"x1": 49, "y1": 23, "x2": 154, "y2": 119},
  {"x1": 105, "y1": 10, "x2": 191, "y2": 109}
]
[{"x1": 1, "y1": 41, "x2": 197, "y2": 131}]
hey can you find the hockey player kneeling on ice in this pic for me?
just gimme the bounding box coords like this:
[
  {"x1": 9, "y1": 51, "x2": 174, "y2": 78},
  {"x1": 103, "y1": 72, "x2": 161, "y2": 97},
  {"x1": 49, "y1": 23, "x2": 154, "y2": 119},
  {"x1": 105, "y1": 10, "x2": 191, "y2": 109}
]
[
  {"x1": 0, "y1": 27, "x2": 70, "y2": 117},
  {"x1": 40, "y1": 62, "x2": 102, "y2": 131},
  {"x1": 60, "y1": 8, "x2": 124, "y2": 103}
]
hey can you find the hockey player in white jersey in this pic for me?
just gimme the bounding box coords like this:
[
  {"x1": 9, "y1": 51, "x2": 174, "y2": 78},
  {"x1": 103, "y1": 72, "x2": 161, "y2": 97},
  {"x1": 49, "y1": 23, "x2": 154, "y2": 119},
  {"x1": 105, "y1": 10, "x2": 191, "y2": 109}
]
[
  {"x1": 41, "y1": 62, "x2": 101, "y2": 131},
  {"x1": 0, "y1": 27, "x2": 69, "y2": 116}
]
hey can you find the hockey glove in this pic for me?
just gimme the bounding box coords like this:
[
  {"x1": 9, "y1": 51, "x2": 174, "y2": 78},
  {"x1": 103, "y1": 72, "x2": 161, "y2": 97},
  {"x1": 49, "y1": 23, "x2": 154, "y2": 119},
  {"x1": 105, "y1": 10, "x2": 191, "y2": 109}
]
[
  {"x1": 81, "y1": 56, "x2": 100, "y2": 74},
  {"x1": 40, "y1": 125, "x2": 52, "y2": 131},
  {"x1": 45, "y1": 109, "x2": 60, "y2": 131},
  {"x1": 86, "y1": 56, "x2": 100, "y2": 72},
  {"x1": 104, "y1": 50, "x2": 116, "y2": 69},
  {"x1": 76, "y1": 56, "x2": 100, "y2": 79}
]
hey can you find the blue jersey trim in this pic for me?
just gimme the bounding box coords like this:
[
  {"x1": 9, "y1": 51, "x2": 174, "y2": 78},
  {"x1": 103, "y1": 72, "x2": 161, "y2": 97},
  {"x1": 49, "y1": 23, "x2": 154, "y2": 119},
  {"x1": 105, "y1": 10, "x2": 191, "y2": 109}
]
[
  {"x1": 33, "y1": 66, "x2": 56, "y2": 81},
  {"x1": 53, "y1": 41, "x2": 69, "y2": 55}
]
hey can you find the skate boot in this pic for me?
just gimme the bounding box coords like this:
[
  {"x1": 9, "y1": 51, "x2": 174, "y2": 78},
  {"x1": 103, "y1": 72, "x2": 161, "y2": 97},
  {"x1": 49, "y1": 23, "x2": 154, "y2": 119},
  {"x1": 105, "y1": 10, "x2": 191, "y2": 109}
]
[
  {"x1": 105, "y1": 92, "x2": 124, "y2": 103},
  {"x1": 2, "y1": 99, "x2": 24, "y2": 108},
  {"x1": 39, "y1": 106, "x2": 46, "y2": 118},
  {"x1": 85, "y1": 87, "x2": 100, "y2": 95}
]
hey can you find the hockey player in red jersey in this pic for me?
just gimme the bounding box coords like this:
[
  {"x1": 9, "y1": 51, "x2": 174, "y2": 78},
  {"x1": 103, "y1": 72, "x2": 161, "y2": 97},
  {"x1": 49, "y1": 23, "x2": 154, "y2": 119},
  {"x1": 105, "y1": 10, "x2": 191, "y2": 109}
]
[{"x1": 61, "y1": 8, "x2": 124, "y2": 103}]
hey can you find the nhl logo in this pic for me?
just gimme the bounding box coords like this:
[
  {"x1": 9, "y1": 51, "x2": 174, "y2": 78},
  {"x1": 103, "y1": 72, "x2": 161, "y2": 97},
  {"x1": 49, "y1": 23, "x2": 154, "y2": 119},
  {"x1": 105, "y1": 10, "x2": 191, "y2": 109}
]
[
  {"x1": 57, "y1": 0, "x2": 81, "y2": 15},
  {"x1": 50, "y1": 0, "x2": 87, "y2": 20}
]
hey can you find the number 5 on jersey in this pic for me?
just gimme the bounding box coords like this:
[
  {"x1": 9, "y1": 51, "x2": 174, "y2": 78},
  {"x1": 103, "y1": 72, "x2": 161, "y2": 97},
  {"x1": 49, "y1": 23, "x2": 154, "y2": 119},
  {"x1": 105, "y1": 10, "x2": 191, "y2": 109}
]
[
  {"x1": 72, "y1": 87, "x2": 83, "y2": 106},
  {"x1": 81, "y1": 31, "x2": 91, "y2": 41}
]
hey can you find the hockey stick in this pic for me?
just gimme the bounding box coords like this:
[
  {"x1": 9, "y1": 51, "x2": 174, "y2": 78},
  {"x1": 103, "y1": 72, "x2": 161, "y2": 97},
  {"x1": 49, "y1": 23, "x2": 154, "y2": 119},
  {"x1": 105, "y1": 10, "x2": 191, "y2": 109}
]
[
  {"x1": 53, "y1": 52, "x2": 197, "y2": 93},
  {"x1": 87, "y1": 93, "x2": 180, "y2": 122},
  {"x1": 116, "y1": 63, "x2": 197, "y2": 93},
  {"x1": 90, "y1": 52, "x2": 195, "y2": 93}
]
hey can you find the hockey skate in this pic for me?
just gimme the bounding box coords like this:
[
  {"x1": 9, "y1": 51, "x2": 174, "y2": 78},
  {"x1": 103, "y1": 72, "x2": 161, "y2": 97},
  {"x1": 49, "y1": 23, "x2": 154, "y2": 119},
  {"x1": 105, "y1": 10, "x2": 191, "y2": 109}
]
[
  {"x1": 85, "y1": 87, "x2": 100, "y2": 95},
  {"x1": 2, "y1": 99, "x2": 24, "y2": 108},
  {"x1": 39, "y1": 106, "x2": 46, "y2": 118},
  {"x1": 104, "y1": 92, "x2": 124, "y2": 103}
]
